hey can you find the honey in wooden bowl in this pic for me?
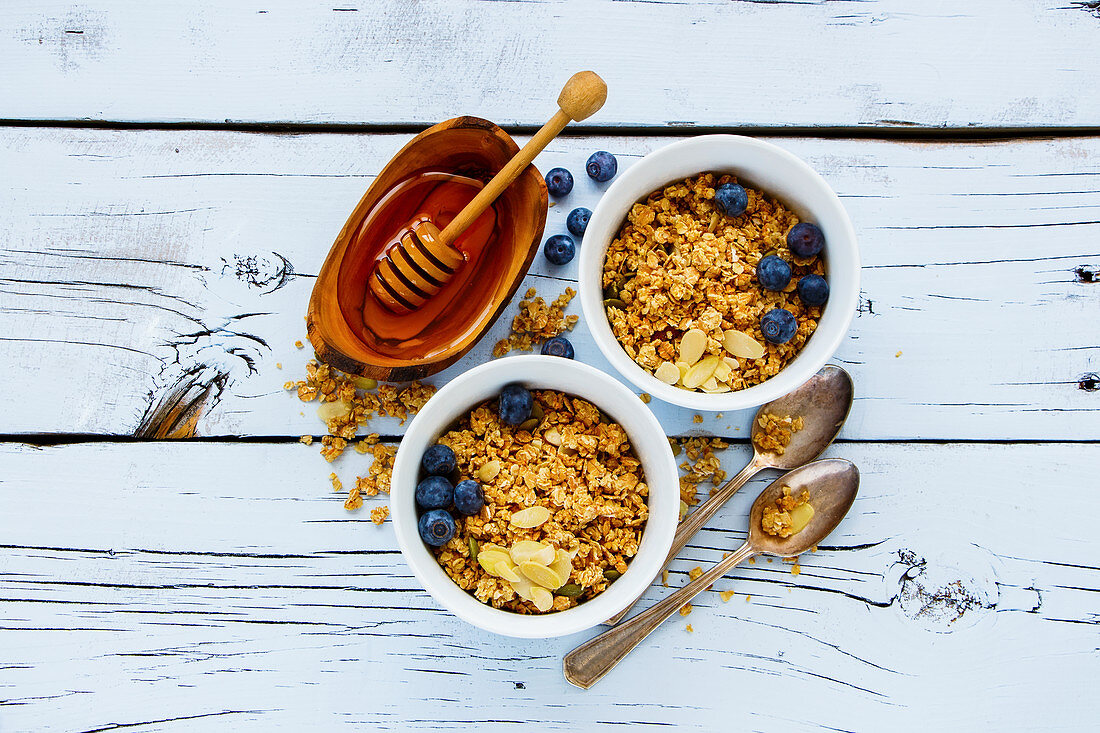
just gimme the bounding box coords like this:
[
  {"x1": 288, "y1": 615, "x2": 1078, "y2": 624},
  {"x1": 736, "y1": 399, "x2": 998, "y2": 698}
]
[{"x1": 306, "y1": 116, "x2": 548, "y2": 381}]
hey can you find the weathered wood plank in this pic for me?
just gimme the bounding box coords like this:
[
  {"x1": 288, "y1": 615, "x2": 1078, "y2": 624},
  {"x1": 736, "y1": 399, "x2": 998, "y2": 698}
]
[
  {"x1": 2, "y1": 1, "x2": 1099, "y2": 129},
  {"x1": 0, "y1": 441, "x2": 1095, "y2": 730},
  {"x1": 1, "y1": 128, "x2": 1097, "y2": 440}
]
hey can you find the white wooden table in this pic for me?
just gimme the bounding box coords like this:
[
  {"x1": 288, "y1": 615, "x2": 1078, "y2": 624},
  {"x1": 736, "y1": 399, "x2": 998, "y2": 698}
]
[{"x1": 2, "y1": 2, "x2": 1098, "y2": 730}]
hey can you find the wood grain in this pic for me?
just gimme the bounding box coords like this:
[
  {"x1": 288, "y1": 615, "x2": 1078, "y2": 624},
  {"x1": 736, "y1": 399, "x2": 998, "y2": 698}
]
[
  {"x1": 0, "y1": 440, "x2": 1094, "y2": 730},
  {"x1": 2, "y1": 0, "x2": 1099, "y2": 129},
  {"x1": 1, "y1": 128, "x2": 1097, "y2": 440}
]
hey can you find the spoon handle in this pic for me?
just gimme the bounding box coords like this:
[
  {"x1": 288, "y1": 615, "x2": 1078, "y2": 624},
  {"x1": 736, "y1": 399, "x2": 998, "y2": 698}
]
[
  {"x1": 564, "y1": 541, "x2": 757, "y2": 689},
  {"x1": 603, "y1": 459, "x2": 763, "y2": 626}
]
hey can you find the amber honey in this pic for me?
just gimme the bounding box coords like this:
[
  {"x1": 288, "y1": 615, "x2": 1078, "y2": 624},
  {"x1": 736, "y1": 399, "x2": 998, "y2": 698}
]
[{"x1": 335, "y1": 169, "x2": 510, "y2": 361}]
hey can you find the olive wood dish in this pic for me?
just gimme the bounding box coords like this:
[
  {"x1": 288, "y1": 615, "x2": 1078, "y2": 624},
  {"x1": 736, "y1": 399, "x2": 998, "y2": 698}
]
[{"x1": 306, "y1": 116, "x2": 548, "y2": 381}]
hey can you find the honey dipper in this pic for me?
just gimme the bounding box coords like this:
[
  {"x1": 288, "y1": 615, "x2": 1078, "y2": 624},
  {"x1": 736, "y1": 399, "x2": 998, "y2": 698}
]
[{"x1": 368, "y1": 70, "x2": 607, "y2": 314}]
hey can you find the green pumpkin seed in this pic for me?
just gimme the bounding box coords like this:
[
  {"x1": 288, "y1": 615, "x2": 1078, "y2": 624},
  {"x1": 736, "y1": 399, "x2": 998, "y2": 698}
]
[
  {"x1": 603, "y1": 569, "x2": 621, "y2": 581},
  {"x1": 530, "y1": 403, "x2": 545, "y2": 421},
  {"x1": 518, "y1": 418, "x2": 539, "y2": 431},
  {"x1": 603, "y1": 298, "x2": 626, "y2": 310},
  {"x1": 468, "y1": 537, "x2": 478, "y2": 558},
  {"x1": 555, "y1": 583, "x2": 583, "y2": 598},
  {"x1": 669, "y1": 438, "x2": 682, "y2": 457}
]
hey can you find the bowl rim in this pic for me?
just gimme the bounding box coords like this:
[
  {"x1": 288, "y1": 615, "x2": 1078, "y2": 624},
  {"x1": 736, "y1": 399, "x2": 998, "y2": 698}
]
[
  {"x1": 390, "y1": 354, "x2": 679, "y2": 638},
  {"x1": 578, "y1": 134, "x2": 860, "y2": 412}
]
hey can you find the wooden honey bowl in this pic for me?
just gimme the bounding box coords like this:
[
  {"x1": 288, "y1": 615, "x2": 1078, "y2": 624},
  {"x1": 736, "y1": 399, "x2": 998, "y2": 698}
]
[{"x1": 305, "y1": 116, "x2": 548, "y2": 381}]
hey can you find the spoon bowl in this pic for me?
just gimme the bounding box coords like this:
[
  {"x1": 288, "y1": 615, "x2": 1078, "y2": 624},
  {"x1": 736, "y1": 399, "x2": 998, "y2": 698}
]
[
  {"x1": 752, "y1": 365, "x2": 854, "y2": 471},
  {"x1": 747, "y1": 457, "x2": 860, "y2": 557}
]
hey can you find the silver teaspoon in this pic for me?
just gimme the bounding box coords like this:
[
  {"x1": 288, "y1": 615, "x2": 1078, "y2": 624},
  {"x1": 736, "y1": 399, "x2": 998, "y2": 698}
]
[
  {"x1": 565, "y1": 458, "x2": 860, "y2": 689},
  {"x1": 605, "y1": 364, "x2": 854, "y2": 626}
]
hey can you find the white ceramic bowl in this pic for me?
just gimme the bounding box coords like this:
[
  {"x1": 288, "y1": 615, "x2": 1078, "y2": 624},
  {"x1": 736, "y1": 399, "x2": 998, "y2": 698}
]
[
  {"x1": 579, "y1": 135, "x2": 860, "y2": 412},
  {"x1": 391, "y1": 355, "x2": 678, "y2": 638}
]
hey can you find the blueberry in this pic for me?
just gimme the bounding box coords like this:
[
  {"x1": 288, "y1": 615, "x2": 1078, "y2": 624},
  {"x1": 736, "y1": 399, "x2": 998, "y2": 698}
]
[
  {"x1": 787, "y1": 222, "x2": 825, "y2": 259},
  {"x1": 714, "y1": 183, "x2": 748, "y2": 217},
  {"x1": 566, "y1": 207, "x2": 592, "y2": 237},
  {"x1": 453, "y1": 479, "x2": 485, "y2": 516},
  {"x1": 418, "y1": 509, "x2": 456, "y2": 547},
  {"x1": 415, "y1": 475, "x2": 453, "y2": 510},
  {"x1": 756, "y1": 255, "x2": 792, "y2": 291},
  {"x1": 498, "y1": 383, "x2": 533, "y2": 426},
  {"x1": 544, "y1": 234, "x2": 576, "y2": 266},
  {"x1": 545, "y1": 167, "x2": 574, "y2": 197},
  {"x1": 421, "y1": 444, "x2": 456, "y2": 476},
  {"x1": 760, "y1": 308, "x2": 798, "y2": 344},
  {"x1": 797, "y1": 274, "x2": 830, "y2": 307},
  {"x1": 585, "y1": 151, "x2": 617, "y2": 182},
  {"x1": 540, "y1": 336, "x2": 574, "y2": 359}
]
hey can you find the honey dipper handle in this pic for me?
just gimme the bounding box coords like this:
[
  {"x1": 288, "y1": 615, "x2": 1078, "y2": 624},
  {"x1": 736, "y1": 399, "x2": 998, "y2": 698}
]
[{"x1": 439, "y1": 71, "x2": 607, "y2": 244}]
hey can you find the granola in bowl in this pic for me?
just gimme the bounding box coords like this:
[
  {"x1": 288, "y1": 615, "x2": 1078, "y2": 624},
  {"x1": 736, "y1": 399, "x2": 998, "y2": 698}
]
[
  {"x1": 601, "y1": 172, "x2": 827, "y2": 394},
  {"x1": 425, "y1": 387, "x2": 648, "y2": 614}
]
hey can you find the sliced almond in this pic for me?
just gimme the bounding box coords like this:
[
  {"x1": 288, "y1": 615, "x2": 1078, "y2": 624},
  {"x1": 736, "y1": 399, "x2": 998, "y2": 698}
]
[
  {"x1": 713, "y1": 359, "x2": 733, "y2": 383},
  {"x1": 702, "y1": 376, "x2": 719, "y2": 391},
  {"x1": 702, "y1": 383, "x2": 732, "y2": 394},
  {"x1": 494, "y1": 560, "x2": 522, "y2": 583},
  {"x1": 549, "y1": 549, "x2": 575, "y2": 583},
  {"x1": 654, "y1": 361, "x2": 680, "y2": 384},
  {"x1": 509, "y1": 506, "x2": 551, "y2": 529},
  {"x1": 723, "y1": 356, "x2": 740, "y2": 373},
  {"x1": 352, "y1": 376, "x2": 378, "y2": 390},
  {"x1": 530, "y1": 543, "x2": 557, "y2": 566},
  {"x1": 509, "y1": 540, "x2": 549, "y2": 564},
  {"x1": 477, "y1": 459, "x2": 501, "y2": 482},
  {"x1": 679, "y1": 500, "x2": 689, "y2": 522},
  {"x1": 509, "y1": 576, "x2": 537, "y2": 603},
  {"x1": 519, "y1": 561, "x2": 565, "y2": 590},
  {"x1": 316, "y1": 400, "x2": 351, "y2": 422},
  {"x1": 675, "y1": 362, "x2": 691, "y2": 384},
  {"x1": 723, "y1": 329, "x2": 765, "y2": 360},
  {"x1": 678, "y1": 328, "x2": 707, "y2": 365},
  {"x1": 477, "y1": 550, "x2": 511, "y2": 575},
  {"x1": 544, "y1": 428, "x2": 562, "y2": 446},
  {"x1": 682, "y1": 355, "x2": 721, "y2": 389},
  {"x1": 530, "y1": 585, "x2": 555, "y2": 612},
  {"x1": 789, "y1": 502, "x2": 816, "y2": 535}
]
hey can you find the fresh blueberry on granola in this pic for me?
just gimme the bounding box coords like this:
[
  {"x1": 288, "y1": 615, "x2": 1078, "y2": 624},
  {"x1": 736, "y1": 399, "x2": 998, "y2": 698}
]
[
  {"x1": 797, "y1": 274, "x2": 829, "y2": 306},
  {"x1": 421, "y1": 443, "x2": 456, "y2": 476},
  {"x1": 416, "y1": 475, "x2": 454, "y2": 510},
  {"x1": 757, "y1": 255, "x2": 792, "y2": 291},
  {"x1": 540, "y1": 335, "x2": 575, "y2": 359},
  {"x1": 566, "y1": 207, "x2": 591, "y2": 236},
  {"x1": 761, "y1": 308, "x2": 798, "y2": 344},
  {"x1": 787, "y1": 222, "x2": 825, "y2": 258},
  {"x1": 418, "y1": 509, "x2": 456, "y2": 546},
  {"x1": 498, "y1": 383, "x2": 533, "y2": 425},
  {"x1": 714, "y1": 182, "x2": 748, "y2": 217},
  {"x1": 586, "y1": 151, "x2": 617, "y2": 182},
  {"x1": 544, "y1": 234, "x2": 576, "y2": 266},
  {"x1": 453, "y1": 479, "x2": 485, "y2": 516},
  {"x1": 545, "y1": 167, "x2": 574, "y2": 197}
]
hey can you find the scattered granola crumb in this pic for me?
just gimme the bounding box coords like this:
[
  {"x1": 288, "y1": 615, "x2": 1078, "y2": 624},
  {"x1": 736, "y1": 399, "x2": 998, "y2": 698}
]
[
  {"x1": 329, "y1": 472, "x2": 342, "y2": 493},
  {"x1": 745, "y1": 594, "x2": 752, "y2": 602},
  {"x1": 791, "y1": 563, "x2": 801, "y2": 576},
  {"x1": 811, "y1": 546, "x2": 818, "y2": 553},
  {"x1": 692, "y1": 414, "x2": 703, "y2": 424},
  {"x1": 370, "y1": 505, "x2": 389, "y2": 525},
  {"x1": 354, "y1": 444, "x2": 397, "y2": 497},
  {"x1": 685, "y1": 624, "x2": 694, "y2": 633},
  {"x1": 639, "y1": 392, "x2": 651, "y2": 403},
  {"x1": 662, "y1": 569, "x2": 670, "y2": 587},
  {"x1": 719, "y1": 589, "x2": 735, "y2": 602},
  {"x1": 753, "y1": 413, "x2": 804, "y2": 456},
  {"x1": 493, "y1": 287, "x2": 579, "y2": 357},
  {"x1": 320, "y1": 435, "x2": 347, "y2": 463},
  {"x1": 344, "y1": 486, "x2": 363, "y2": 511},
  {"x1": 276, "y1": 362, "x2": 282, "y2": 369},
  {"x1": 295, "y1": 340, "x2": 304, "y2": 349},
  {"x1": 299, "y1": 435, "x2": 314, "y2": 445},
  {"x1": 283, "y1": 381, "x2": 296, "y2": 390},
  {"x1": 677, "y1": 437, "x2": 728, "y2": 506},
  {"x1": 896, "y1": 350, "x2": 903, "y2": 358},
  {"x1": 679, "y1": 603, "x2": 693, "y2": 617},
  {"x1": 688, "y1": 566, "x2": 703, "y2": 581}
]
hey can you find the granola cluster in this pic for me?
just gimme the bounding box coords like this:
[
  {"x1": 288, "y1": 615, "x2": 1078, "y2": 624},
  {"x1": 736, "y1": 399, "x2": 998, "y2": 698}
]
[
  {"x1": 752, "y1": 413, "x2": 805, "y2": 456},
  {"x1": 674, "y1": 437, "x2": 729, "y2": 507},
  {"x1": 287, "y1": 357, "x2": 434, "y2": 516},
  {"x1": 492, "y1": 287, "x2": 579, "y2": 357},
  {"x1": 432, "y1": 390, "x2": 648, "y2": 614},
  {"x1": 761, "y1": 486, "x2": 813, "y2": 538},
  {"x1": 602, "y1": 172, "x2": 824, "y2": 392}
]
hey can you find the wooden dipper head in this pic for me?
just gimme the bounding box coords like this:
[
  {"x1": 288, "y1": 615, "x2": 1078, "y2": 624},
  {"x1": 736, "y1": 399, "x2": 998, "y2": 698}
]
[{"x1": 369, "y1": 71, "x2": 607, "y2": 315}]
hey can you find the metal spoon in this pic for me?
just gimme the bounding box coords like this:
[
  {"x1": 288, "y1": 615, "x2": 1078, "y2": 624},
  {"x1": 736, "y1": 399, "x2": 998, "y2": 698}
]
[
  {"x1": 605, "y1": 364, "x2": 854, "y2": 625},
  {"x1": 564, "y1": 458, "x2": 860, "y2": 689}
]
